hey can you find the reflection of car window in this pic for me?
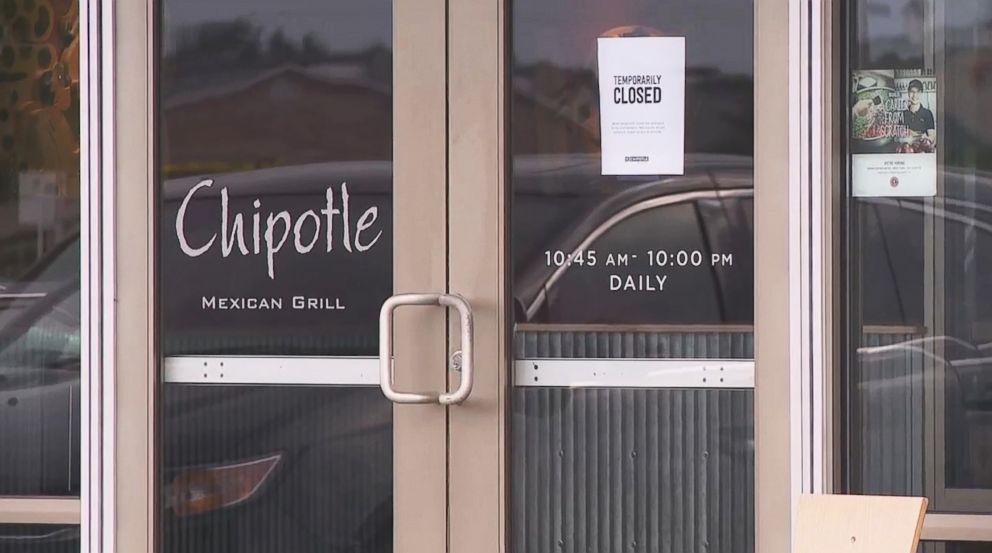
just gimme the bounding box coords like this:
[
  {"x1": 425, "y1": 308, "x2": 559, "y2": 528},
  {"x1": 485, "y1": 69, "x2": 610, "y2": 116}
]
[
  {"x1": 860, "y1": 201, "x2": 925, "y2": 326},
  {"x1": 540, "y1": 198, "x2": 754, "y2": 325},
  {"x1": 0, "y1": 289, "x2": 80, "y2": 374},
  {"x1": 0, "y1": 233, "x2": 81, "y2": 372}
]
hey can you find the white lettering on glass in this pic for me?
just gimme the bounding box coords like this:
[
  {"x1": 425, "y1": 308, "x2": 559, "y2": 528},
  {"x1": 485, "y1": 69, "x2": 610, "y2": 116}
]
[
  {"x1": 293, "y1": 210, "x2": 321, "y2": 253},
  {"x1": 176, "y1": 178, "x2": 217, "y2": 257},
  {"x1": 264, "y1": 211, "x2": 292, "y2": 279},
  {"x1": 174, "y1": 180, "x2": 384, "y2": 279},
  {"x1": 354, "y1": 206, "x2": 382, "y2": 252},
  {"x1": 221, "y1": 187, "x2": 249, "y2": 256}
]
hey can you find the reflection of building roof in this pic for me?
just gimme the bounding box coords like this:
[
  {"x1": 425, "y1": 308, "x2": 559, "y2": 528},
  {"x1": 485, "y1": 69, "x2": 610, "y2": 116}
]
[
  {"x1": 162, "y1": 62, "x2": 390, "y2": 109},
  {"x1": 161, "y1": 62, "x2": 393, "y2": 172},
  {"x1": 161, "y1": 153, "x2": 753, "y2": 199},
  {"x1": 511, "y1": 64, "x2": 754, "y2": 156},
  {"x1": 162, "y1": 160, "x2": 392, "y2": 200}
]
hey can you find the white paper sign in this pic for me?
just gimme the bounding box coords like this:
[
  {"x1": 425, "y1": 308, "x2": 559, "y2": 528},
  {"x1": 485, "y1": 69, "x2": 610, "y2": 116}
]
[
  {"x1": 18, "y1": 171, "x2": 58, "y2": 226},
  {"x1": 597, "y1": 36, "x2": 685, "y2": 176},
  {"x1": 852, "y1": 153, "x2": 936, "y2": 197}
]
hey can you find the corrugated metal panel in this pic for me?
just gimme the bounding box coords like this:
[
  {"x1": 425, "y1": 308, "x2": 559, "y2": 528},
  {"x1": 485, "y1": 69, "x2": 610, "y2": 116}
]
[
  {"x1": 512, "y1": 388, "x2": 754, "y2": 553},
  {"x1": 513, "y1": 330, "x2": 754, "y2": 553},
  {"x1": 515, "y1": 330, "x2": 754, "y2": 360},
  {"x1": 853, "y1": 332, "x2": 926, "y2": 497}
]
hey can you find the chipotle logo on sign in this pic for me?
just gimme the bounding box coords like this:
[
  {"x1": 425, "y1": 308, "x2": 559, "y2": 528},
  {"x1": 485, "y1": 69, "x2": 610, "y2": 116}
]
[
  {"x1": 161, "y1": 166, "x2": 394, "y2": 355},
  {"x1": 175, "y1": 179, "x2": 384, "y2": 279}
]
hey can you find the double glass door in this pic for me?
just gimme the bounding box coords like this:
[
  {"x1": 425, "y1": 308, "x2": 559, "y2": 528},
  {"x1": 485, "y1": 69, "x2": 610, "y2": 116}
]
[{"x1": 151, "y1": 0, "x2": 756, "y2": 552}]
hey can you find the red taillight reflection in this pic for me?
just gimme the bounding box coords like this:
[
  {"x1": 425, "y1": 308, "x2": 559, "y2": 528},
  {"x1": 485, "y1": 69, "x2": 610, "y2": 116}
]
[{"x1": 166, "y1": 454, "x2": 282, "y2": 516}]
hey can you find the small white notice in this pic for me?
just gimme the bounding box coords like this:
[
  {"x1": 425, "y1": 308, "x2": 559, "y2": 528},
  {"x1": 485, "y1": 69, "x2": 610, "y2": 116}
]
[
  {"x1": 18, "y1": 171, "x2": 59, "y2": 226},
  {"x1": 597, "y1": 36, "x2": 685, "y2": 176}
]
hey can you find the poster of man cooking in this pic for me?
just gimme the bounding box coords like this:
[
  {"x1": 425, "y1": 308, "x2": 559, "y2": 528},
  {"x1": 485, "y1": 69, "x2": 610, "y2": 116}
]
[{"x1": 851, "y1": 69, "x2": 937, "y2": 197}]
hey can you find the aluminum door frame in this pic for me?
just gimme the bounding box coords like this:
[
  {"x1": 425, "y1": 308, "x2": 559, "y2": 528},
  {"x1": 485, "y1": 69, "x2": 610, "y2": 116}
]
[
  {"x1": 447, "y1": 0, "x2": 508, "y2": 550},
  {"x1": 445, "y1": 2, "x2": 800, "y2": 553},
  {"x1": 106, "y1": 0, "x2": 451, "y2": 552}
]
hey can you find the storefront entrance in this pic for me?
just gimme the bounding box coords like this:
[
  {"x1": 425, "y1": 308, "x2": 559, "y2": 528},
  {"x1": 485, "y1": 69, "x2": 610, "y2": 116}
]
[
  {"x1": 0, "y1": 0, "x2": 992, "y2": 553},
  {"x1": 5, "y1": 0, "x2": 992, "y2": 551},
  {"x1": 150, "y1": 0, "x2": 759, "y2": 551}
]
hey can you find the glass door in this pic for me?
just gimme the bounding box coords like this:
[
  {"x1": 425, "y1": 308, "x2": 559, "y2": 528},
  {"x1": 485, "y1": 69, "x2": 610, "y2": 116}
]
[
  {"x1": 445, "y1": 0, "x2": 766, "y2": 552},
  {"x1": 155, "y1": 0, "x2": 451, "y2": 551},
  {"x1": 125, "y1": 0, "x2": 785, "y2": 550}
]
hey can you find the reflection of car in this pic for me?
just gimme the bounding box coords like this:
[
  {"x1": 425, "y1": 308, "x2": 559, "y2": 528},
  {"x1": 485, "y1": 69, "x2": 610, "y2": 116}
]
[
  {"x1": 0, "y1": 234, "x2": 81, "y2": 499},
  {"x1": 512, "y1": 153, "x2": 754, "y2": 326},
  {"x1": 855, "y1": 334, "x2": 992, "y2": 495},
  {"x1": 11, "y1": 156, "x2": 988, "y2": 552},
  {"x1": 841, "y1": 168, "x2": 992, "y2": 498},
  {"x1": 1, "y1": 155, "x2": 755, "y2": 551},
  {"x1": 0, "y1": 237, "x2": 82, "y2": 552},
  {"x1": 153, "y1": 154, "x2": 761, "y2": 552},
  {"x1": 13, "y1": 156, "x2": 992, "y2": 547}
]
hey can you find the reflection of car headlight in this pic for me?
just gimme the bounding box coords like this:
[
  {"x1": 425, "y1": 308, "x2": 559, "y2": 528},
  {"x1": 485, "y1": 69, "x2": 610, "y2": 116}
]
[
  {"x1": 165, "y1": 453, "x2": 281, "y2": 517},
  {"x1": 0, "y1": 525, "x2": 79, "y2": 544}
]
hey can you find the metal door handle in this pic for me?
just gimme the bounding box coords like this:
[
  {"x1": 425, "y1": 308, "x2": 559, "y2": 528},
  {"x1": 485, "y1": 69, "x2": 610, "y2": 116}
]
[{"x1": 379, "y1": 293, "x2": 474, "y2": 405}]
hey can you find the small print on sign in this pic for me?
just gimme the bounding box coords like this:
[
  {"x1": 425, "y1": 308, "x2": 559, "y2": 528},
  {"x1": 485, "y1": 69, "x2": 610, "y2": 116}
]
[{"x1": 597, "y1": 36, "x2": 685, "y2": 176}]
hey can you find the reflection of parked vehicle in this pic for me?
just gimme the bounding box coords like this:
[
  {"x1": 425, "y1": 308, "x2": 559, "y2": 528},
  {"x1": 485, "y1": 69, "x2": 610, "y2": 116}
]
[
  {"x1": 846, "y1": 168, "x2": 992, "y2": 498},
  {"x1": 856, "y1": 334, "x2": 992, "y2": 494},
  {"x1": 0, "y1": 237, "x2": 82, "y2": 552},
  {"x1": 0, "y1": 234, "x2": 81, "y2": 499},
  {"x1": 1, "y1": 156, "x2": 751, "y2": 551},
  {"x1": 513, "y1": 154, "x2": 754, "y2": 326},
  {"x1": 8, "y1": 156, "x2": 992, "y2": 549},
  {"x1": 156, "y1": 155, "x2": 760, "y2": 552}
]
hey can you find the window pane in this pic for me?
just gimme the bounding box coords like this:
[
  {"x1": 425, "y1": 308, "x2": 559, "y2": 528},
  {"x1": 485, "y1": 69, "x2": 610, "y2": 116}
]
[
  {"x1": 157, "y1": 0, "x2": 395, "y2": 551},
  {"x1": 510, "y1": 0, "x2": 755, "y2": 551},
  {"x1": 160, "y1": 1, "x2": 393, "y2": 357},
  {"x1": 0, "y1": 0, "x2": 81, "y2": 497},
  {"x1": 842, "y1": 0, "x2": 992, "y2": 512}
]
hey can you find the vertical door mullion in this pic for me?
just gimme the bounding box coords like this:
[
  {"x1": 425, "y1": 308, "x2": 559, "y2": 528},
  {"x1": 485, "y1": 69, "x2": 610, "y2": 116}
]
[
  {"x1": 446, "y1": 0, "x2": 507, "y2": 550},
  {"x1": 755, "y1": 0, "x2": 797, "y2": 553},
  {"x1": 393, "y1": 0, "x2": 450, "y2": 551},
  {"x1": 109, "y1": 0, "x2": 157, "y2": 550}
]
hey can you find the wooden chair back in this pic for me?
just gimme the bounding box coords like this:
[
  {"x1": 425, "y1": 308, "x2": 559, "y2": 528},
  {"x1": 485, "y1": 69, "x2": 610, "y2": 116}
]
[{"x1": 795, "y1": 494, "x2": 928, "y2": 553}]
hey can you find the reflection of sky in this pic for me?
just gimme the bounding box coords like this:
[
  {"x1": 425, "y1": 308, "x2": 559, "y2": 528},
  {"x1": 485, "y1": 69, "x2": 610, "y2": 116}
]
[
  {"x1": 163, "y1": 0, "x2": 992, "y2": 61},
  {"x1": 864, "y1": 0, "x2": 992, "y2": 44},
  {"x1": 163, "y1": 0, "x2": 391, "y2": 53},
  {"x1": 944, "y1": 0, "x2": 992, "y2": 47},
  {"x1": 165, "y1": 0, "x2": 754, "y2": 73},
  {"x1": 513, "y1": 0, "x2": 753, "y2": 75},
  {"x1": 863, "y1": 0, "x2": 922, "y2": 40},
  {"x1": 944, "y1": 0, "x2": 992, "y2": 29}
]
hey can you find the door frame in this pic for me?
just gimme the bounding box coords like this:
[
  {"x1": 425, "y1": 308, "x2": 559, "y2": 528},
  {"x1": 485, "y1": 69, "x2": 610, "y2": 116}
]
[
  {"x1": 101, "y1": 0, "x2": 939, "y2": 552},
  {"x1": 446, "y1": 0, "x2": 507, "y2": 549},
  {"x1": 817, "y1": 0, "x2": 992, "y2": 543},
  {"x1": 107, "y1": 0, "x2": 452, "y2": 551},
  {"x1": 445, "y1": 1, "x2": 800, "y2": 553}
]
